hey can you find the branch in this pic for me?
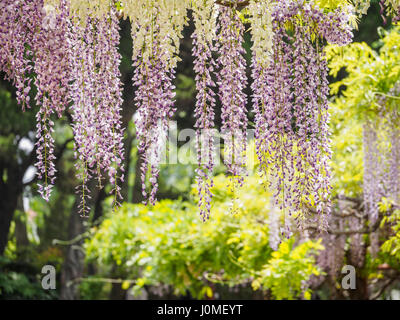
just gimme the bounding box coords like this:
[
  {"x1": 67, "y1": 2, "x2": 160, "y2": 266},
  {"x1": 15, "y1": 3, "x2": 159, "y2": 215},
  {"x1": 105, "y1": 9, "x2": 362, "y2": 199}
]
[
  {"x1": 333, "y1": 195, "x2": 362, "y2": 204},
  {"x1": 371, "y1": 278, "x2": 396, "y2": 300},
  {"x1": 345, "y1": 207, "x2": 365, "y2": 219},
  {"x1": 67, "y1": 277, "x2": 137, "y2": 287},
  {"x1": 307, "y1": 204, "x2": 363, "y2": 219},
  {"x1": 52, "y1": 230, "x2": 89, "y2": 246},
  {"x1": 305, "y1": 221, "x2": 380, "y2": 235},
  {"x1": 215, "y1": 0, "x2": 250, "y2": 9},
  {"x1": 328, "y1": 228, "x2": 370, "y2": 235},
  {"x1": 331, "y1": 208, "x2": 362, "y2": 219},
  {"x1": 331, "y1": 214, "x2": 379, "y2": 234}
]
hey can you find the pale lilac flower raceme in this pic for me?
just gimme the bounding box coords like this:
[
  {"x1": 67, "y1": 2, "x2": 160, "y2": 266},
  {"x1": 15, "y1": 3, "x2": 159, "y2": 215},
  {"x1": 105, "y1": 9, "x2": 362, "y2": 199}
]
[
  {"x1": 216, "y1": 5, "x2": 248, "y2": 196},
  {"x1": 362, "y1": 120, "x2": 386, "y2": 258},
  {"x1": 1, "y1": 1, "x2": 125, "y2": 213},
  {"x1": 249, "y1": 0, "x2": 273, "y2": 181},
  {"x1": 68, "y1": 9, "x2": 125, "y2": 216},
  {"x1": 68, "y1": 15, "x2": 99, "y2": 216},
  {"x1": 128, "y1": 1, "x2": 189, "y2": 207},
  {"x1": 132, "y1": 9, "x2": 176, "y2": 206},
  {"x1": 0, "y1": 0, "x2": 43, "y2": 110},
  {"x1": 0, "y1": 0, "x2": 364, "y2": 234},
  {"x1": 0, "y1": 0, "x2": 72, "y2": 202},
  {"x1": 92, "y1": 10, "x2": 125, "y2": 208},
  {"x1": 34, "y1": 0, "x2": 70, "y2": 201},
  {"x1": 383, "y1": 82, "x2": 400, "y2": 205},
  {"x1": 364, "y1": 82, "x2": 400, "y2": 256},
  {"x1": 192, "y1": 0, "x2": 218, "y2": 220},
  {"x1": 251, "y1": 1, "x2": 353, "y2": 233},
  {"x1": 362, "y1": 122, "x2": 382, "y2": 225}
]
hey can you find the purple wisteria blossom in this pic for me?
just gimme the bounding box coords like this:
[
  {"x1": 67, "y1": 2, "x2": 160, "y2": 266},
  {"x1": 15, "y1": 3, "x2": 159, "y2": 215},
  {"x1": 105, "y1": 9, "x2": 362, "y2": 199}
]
[
  {"x1": 0, "y1": 0, "x2": 43, "y2": 110},
  {"x1": 34, "y1": 0, "x2": 70, "y2": 201},
  {"x1": 216, "y1": 5, "x2": 248, "y2": 195},
  {"x1": 192, "y1": 2, "x2": 218, "y2": 220},
  {"x1": 0, "y1": 0, "x2": 360, "y2": 227},
  {"x1": 365, "y1": 83, "x2": 400, "y2": 256},
  {"x1": 132, "y1": 22, "x2": 176, "y2": 206},
  {"x1": 252, "y1": 1, "x2": 353, "y2": 233},
  {"x1": 363, "y1": 122, "x2": 382, "y2": 225},
  {"x1": 384, "y1": 83, "x2": 400, "y2": 204},
  {"x1": 1, "y1": 2, "x2": 125, "y2": 210},
  {"x1": 68, "y1": 9, "x2": 125, "y2": 216},
  {"x1": 93, "y1": 10, "x2": 125, "y2": 208},
  {"x1": 68, "y1": 15, "x2": 98, "y2": 216}
]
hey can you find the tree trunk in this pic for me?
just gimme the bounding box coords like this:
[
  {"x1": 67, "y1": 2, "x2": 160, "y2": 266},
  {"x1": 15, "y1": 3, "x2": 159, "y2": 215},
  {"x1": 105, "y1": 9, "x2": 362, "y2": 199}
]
[
  {"x1": 0, "y1": 166, "x2": 22, "y2": 255},
  {"x1": 59, "y1": 180, "x2": 100, "y2": 300},
  {"x1": 131, "y1": 154, "x2": 144, "y2": 204},
  {"x1": 0, "y1": 195, "x2": 17, "y2": 255},
  {"x1": 109, "y1": 282, "x2": 127, "y2": 300},
  {"x1": 59, "y1": 205, "x2": 86, "y2": 300},
  {"x1": 15, "y1": 195, "x2": 29, "y2": 252}
]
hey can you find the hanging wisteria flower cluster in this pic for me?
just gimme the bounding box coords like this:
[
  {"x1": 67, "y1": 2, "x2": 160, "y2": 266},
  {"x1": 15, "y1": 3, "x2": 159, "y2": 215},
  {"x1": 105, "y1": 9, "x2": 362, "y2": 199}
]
[
  {"x1": 0, "y1": 0, "x2": 43, "y2": 110},
  {"x1": 216, "y1": 3, "x2": 248, "y2": 209},
  {"x1": 362, "y1": 121, "x2": 383, "y2": 225},
  {"x1": 192, "y1": 0, "x2": 218, "y2": 220},
  {"x1": 375, "y1": 81, "x2": 400, "y2": 205},
  {"x1": 249, "y1": 0, "x2": 273, "y2": 182},
  {"x1": 361, "y1": 82, "x2": 400, "y2": 255},
  {"x1": 68, "y1": 8, "x2": 125, "y2": 216},
  {"x1": 316, "y1": 78, "x2": 400, "y2": 276},
  {"x1": 2, "y1": 0, "x2": 381, "y2": 230},
  {"x1": 126, "y1": 0, "x2": 190, "y2": 205},
  {"x1": 251, "y1": 1, "x2": 353, "y2": 233},
  {"x1": 1, "y1": 0, "x2": 125, "y2": 216},
  {"x1": 34, "y1": 0, "x2": 70, "y2": 201}
]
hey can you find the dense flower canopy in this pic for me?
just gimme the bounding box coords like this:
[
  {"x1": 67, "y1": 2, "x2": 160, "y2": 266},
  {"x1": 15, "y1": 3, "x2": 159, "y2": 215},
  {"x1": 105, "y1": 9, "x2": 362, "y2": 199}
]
[{"x1": 0, "y1": 0, "x2": 399, "y2": 232}]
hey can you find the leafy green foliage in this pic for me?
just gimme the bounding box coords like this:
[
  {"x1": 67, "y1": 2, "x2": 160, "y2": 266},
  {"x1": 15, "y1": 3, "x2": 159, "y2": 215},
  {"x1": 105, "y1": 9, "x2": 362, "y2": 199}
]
[
  {"x1": 0, "y1": 257, "x2": 56, "y2": 300},
  {"x1": 330, "y1": 101, "x2": 364, "y2": 197},
  {"x1": 85, "y1": 173, "x2": 322, "y2": 299},
  {"x1": 328, "y1": 26, "x2": 400, "y2": 285},
  {"x1": 327, "y1": 27, "x2": 400, "y2": 120},
  {"x1": 327, "y1": 26, "x2": 400, "y2": 196},
  {"x1": 381, "y1": 208, "x2": 400, "y2": 261},
  {"x1": 250, "y1": 239, "x2": 323, "y2": 300}
]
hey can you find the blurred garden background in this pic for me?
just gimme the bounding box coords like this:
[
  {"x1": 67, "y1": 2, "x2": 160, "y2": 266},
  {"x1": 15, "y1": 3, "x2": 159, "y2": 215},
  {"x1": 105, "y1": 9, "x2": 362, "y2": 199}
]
[{"x1": 1, "y1": 2, "x2": 400, "y2": 300}]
